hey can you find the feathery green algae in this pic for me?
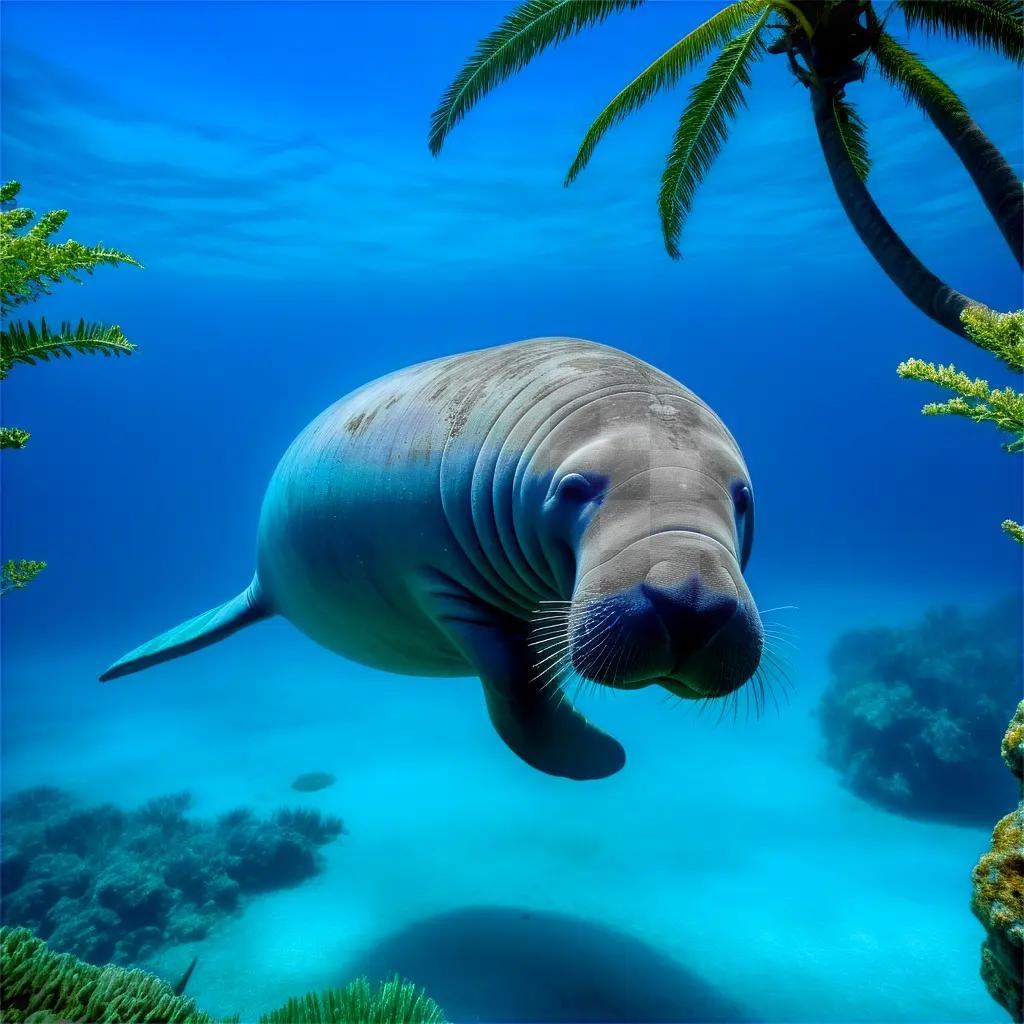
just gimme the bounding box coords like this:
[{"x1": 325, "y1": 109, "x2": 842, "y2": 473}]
[
  {"x1": 898, "y1": 307, "x2": 1024, "y2": 541},
  {"x1": 0, "y1": 182, "x2": 141, "y2": 593}
]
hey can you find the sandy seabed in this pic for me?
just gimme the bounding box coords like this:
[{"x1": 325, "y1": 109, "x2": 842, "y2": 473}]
[{"x1": 1, "y1": 578, "x2": 1004, "y2": 1023}]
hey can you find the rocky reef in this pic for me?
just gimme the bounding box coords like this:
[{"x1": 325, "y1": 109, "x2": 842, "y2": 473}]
[
  {"x1": 819, "y1": 599, "x2": 1022, "y2": 826},
  {"x1": 972, "y1": 702, "x2": 1023, "y2": 1022},
  {"x1": 0, "y1": 787, "x2": 344, "y2": 967}
]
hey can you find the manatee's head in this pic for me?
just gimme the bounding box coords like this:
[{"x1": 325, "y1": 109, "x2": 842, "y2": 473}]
[{"x1": 536, "y1": 392, "x2": 762, "y2": 704}]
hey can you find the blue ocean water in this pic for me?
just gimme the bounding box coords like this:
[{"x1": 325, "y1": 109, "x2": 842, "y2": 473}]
[{"x1": 1, "y1": 2, "x2": 1022, "y2": 1021}]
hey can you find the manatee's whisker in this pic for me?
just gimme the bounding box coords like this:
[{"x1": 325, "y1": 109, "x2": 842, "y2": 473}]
[
  {"x1": 578, "y1": 613, "x2": 620, "y2": 684},
  {"x1": 529, "y1": 615, "x2": 572, "y2": 627},
  {"x1": 567, "y1": 616, "x2": 615, "y2": 668},
  {"x1": 761, "y1": 632, "x2": 799, "y2": 652}
]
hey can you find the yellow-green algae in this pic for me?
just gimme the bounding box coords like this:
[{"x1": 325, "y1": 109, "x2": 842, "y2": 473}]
[
  {"x1": 898, "y1": 307, "x2": 1024, "y2": 542},
  {"x1": 0, "y1": 927, "x2": 221, "y2": 1023},
  {"x1": 0, "y1": 927, "x2": 446, "y2": 1024},
  {"x1": 971, "y1": 701, "x2": 1024, "y2": 1022}
]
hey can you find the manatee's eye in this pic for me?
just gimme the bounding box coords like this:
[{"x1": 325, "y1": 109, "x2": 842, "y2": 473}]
[
  {"x1": 554, "y1": 473, "x2": 606, "y2": 506},
  {"x1": 732, "y1": 483, "x2": 754, "y2": 571},
  {"x1": 734, "y1": 484, "x2": 751, "y2": 517}
]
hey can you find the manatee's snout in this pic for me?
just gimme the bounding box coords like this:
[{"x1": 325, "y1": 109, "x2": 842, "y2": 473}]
[
  {"x1": 569, "y1": 541, "x2": 762, "y2": 698},
  {"x1": 645, "y1": 574, "x2": 762, "y2": 697},
  {"x1": 643, "y1": 576, "x2": 738, "y2": 666}
]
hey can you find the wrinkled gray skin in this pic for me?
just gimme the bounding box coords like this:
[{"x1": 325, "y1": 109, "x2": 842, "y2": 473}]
[{"x1": 102, "y1": 339, "x2": 762, "y2": 781}]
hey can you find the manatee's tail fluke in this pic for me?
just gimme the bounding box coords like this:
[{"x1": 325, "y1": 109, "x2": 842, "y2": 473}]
[{"x1": 99, "y1": 579, "x2": 271, "y2": 682}]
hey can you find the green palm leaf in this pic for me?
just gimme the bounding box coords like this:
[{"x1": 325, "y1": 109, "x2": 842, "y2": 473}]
[
  {"x1": 832, "y1": 96, "x2": 871, "y2": 183},
  {"x1": 566, "y1": 0, "x2": 765, "y2": 185},
  {"x1": 870, "y1": 32, "x2": 966, "y2": 120},
  {"x1": 658, "y1": 8, "x2": 769, "y2": 259},
  {"x1": 428, "y1": 0, "x2": 645, "y2": 155},
  {"x1": 1, "y1": 318, "x2": 136, "y2": 379},
  {"x1": 897, "y1": 0, "x2": 1023, "y2": 64}
]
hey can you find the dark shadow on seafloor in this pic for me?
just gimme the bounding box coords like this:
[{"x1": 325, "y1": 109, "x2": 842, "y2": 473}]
[{"x1": 343, "y1": 905, "x2": 757, "y2": 1023}]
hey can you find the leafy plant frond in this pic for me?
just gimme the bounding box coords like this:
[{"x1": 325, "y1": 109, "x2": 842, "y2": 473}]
[
  {"x1": 0, "y1": 427, "x2": 31, "y2": 449},
  {"x1": 1003, "y1": 519, "x2": 1024, "y2": 543},
  {"x1": 961, "y1": 305, "x2": 1024, "y2": 371},
  {"x1": 259, "y1": 977, "x2": 446, "y2": 1024},
  {"x1": 832, "y1": 96, "x2": 871, "y2": 182},
  {"x1": 869, "y1": 31, "x2": 966, "y2": 120},
  {"x1": 428, "y1": 0, "x2": 645, "y2": 155},
  {"x1": 658, "y1": 8, "x2": 769, "y2": 259},
  {"x1": 1, "y1": 181, "x2": 141, "y2": 312},
  {"x1": 1, "y1": 561, "x2": 47, "y2": 596},
  {"x1": 899, "y1": 308, "x2": 1024, "y2": 540},
  {"x1": 1, "y1": 318, "x2": 136, "y2": 379},
  {"x1": 897, "y1": 356, "x2": 1024, "y2": 449},
  {"x1": 566, "y1": 0, "x2": 763, "y2": 184},
  {"x1": 897, "y1": 0, "x2": 1023, "y2": 65}
]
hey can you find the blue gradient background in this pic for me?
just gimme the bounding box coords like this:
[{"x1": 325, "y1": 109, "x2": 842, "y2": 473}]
[{"x1": 1, "y1": 3, "x2": 1022, "y2": 1021}]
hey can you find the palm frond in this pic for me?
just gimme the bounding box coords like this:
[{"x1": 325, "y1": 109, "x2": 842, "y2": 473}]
[
  {"x1": 898, "y1": 0, "x2": 1023, "y2": 64},
  {"x1": 658, "y1": 8, "x2": 769, "y2": 259},
  {"x1": 1, "y1": 318, "x2": 136, "y2": 379},
  {"x1": 0, "y1": 427, "x2": 31, "y2": 449},
  {"x1": 870, "y1": 31, "x2": 966, "y2": 120},
  {"x1": 832, "y1": 96, "x2": 871, "y2": 182},
  {"x1": 566, "y1": 1, "x2": 765, "y2": 184},
  {"x1": 429, "y1": 0, "x2": 645, "y2": 155}
]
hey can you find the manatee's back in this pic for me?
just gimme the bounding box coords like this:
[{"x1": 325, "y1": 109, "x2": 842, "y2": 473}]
[{"x1": 253, "y1": 339, "x2": 664, "y2": 654}]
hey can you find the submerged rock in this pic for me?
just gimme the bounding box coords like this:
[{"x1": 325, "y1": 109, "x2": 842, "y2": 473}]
[
  {"x1": 0, "y1": 788, "x2": 345, "y2": 968},
  {"x1": 291, "y1": 771, "x2": 336, "y2": 792},
  {"x1": 819, "y1": 599, "x2": 1022, "y2": 825},
  {"x1": 972, "y1": 702, "x2": 1024, "y2": 1023}
]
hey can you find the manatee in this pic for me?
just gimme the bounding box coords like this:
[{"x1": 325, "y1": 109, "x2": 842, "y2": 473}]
[{"x1": 101, "y1": 339, "x2": 762, "y2": 780}]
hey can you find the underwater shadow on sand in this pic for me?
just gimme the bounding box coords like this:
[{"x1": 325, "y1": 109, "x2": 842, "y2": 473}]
[{"x1": 344, "y1": 905, "x2": 755, "y2": 1023}]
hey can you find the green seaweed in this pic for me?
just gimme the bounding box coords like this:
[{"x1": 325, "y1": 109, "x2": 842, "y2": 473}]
[
  {"x1": 258, "y1": 978, "x2": 445, "y2": 1024},
  {"x1": 0, "y1": 181, "x2": 141, "y2": 594},
  {"x1": 0, "y1": 927, "x2": 447, "y2": 1024},
  {"x1": 898, "y1": 307, "x2": 1024, "y2": 541},
  {"x1": 0, "y1": 927, "x2": 223, "y2": 1023}
]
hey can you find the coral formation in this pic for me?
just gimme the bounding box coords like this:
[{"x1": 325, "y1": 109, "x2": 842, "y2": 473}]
[
  {"x1": 0, "y1": 927, "x2": 446, "y2": 1024},
  {"x1": 819, "y1": 599, "x2": 1022, "y2": 825},
  {"x1": 1, "y1": 787, "x2": 344, "y2": 967},
  {"x1": 291, "y1": 772, "x2": 337, "y2": 792},
  {"x1": 972, "y1": 702, "x2": 1024, "y2": 1023}
]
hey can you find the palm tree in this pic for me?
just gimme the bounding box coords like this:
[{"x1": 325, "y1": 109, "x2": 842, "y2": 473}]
[{"x1": 429, "y1": 0, "x2": 1023, "y2": 339}]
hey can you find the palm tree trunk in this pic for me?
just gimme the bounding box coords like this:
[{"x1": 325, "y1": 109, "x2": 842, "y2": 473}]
[
  {"x1": 921, "y1": 101, "x2": 1023, "y2": 267},
  {"x1": 811, "y1": 85, "x2": 978, "y2": 338}
]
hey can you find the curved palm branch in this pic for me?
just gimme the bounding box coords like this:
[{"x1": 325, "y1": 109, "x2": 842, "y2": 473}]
[
  {"x1": 659, "y1": 8, "x2": 770, "y2": 259},
  {"x1": 1, "y1": 318, "x2": 136, "y2": 379},
  {"x1": 870, "y1": 31, "x2": 966, "y2": 116},
  {"x1": 429, "y1": 0, "x2": 645, "y2": 155},
  {"x1": 565, "y1": 0, "x2": 765, "y2": 185},
  {"x1": 832, "y1": 96, "x2": 871, "y2": 183},
  {"x1": 871, "y1": 30, "x2": 1023, "y2": 265},
  {"x1": 897, "y1": 0, "x2": 1023, "y2": 65}
]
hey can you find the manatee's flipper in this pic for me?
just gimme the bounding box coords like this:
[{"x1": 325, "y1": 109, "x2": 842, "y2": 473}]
[
  {"x1": 100, "y1": 579, "x2": 271, "y2": 681},
  {"x1": 439, "y1": 603, "x2": 625, "y2": 781}
]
